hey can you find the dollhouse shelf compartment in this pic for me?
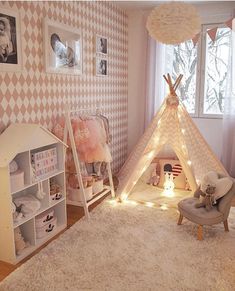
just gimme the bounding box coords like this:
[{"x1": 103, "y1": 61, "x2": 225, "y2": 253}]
[
  {"x1": 13, "y1": 197, "x2": 66, "y2": 229},
  {"x1": 0, "y1": 123, "x2": 68, "y2": 264},
  {"x1": 15, "y1": 222, "x2": 66, "y2": 264}
]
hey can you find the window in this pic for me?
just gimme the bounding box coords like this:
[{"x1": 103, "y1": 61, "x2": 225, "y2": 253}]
[
  {"x1": 203, "y1": 26, "x2": 231, "y2": 116},
  {"x1": 166, "y1": 23, "x2": 232, "y2": 118}
]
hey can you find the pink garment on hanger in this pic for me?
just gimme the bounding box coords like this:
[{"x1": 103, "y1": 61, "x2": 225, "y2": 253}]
[
  {"x1": 72, "y1": 118, "x2": 111, "y2": 163},
  {"x1": 53, "y1": 116, "x2": 112, "y2": 164}
]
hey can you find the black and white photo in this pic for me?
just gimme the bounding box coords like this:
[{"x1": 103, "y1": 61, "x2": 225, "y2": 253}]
[
  {"x1": 44, "y1": 19, "x2": 82, "y2": 75},
  {"x1": 96, "y1": 58, "x2": 107, "y2": 76},
  {"x1": 0, "y1": 8, "x2": 21, "y2": 71},
  {"x1": 96, "y1": 35, "x2": 107, "y2": 55}
]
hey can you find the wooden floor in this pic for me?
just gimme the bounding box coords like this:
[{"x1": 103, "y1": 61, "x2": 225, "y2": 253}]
[{"x1": 0, "y1": 194, "x2": 109, "y2": 282}]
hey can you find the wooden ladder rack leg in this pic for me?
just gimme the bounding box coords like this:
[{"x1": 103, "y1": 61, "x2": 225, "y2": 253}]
[
  {"x1": 107, "y1": 162, "x2": 115, "y2": 198},
  {"x1": 64, "y1": 107, "x2": 116, "y2": 219},
  {"x1": 65, "y1": 111, "x2": 90, "y2": 219}
]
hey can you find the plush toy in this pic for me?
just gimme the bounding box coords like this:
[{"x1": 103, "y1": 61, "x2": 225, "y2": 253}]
[
  {"x1": 148, "y1": 168, "x2": 160, "y2": 186},
  {"x1": 147, "y1": 162, "x2": 160, "y2": 186},
  {"x1": 9, "y1": 159, "x2": 18, "y2": 173},
  {"x1": 12, "y1": 201, "x2": 23, "y2": 222},
  {"x1": 195, "y1": 185, "x2": 216, "y2": 211},
  {"x1": 50, "y1": 179, "x2": 61, "y2": 195},
  {"x1": 184, "y1": 178, "x2": 190, "y2": 191},
  {"x1": 13, "y1": 195, "x2": 41, "y2": 216},
  {"x1": 14, "y1": 227, "x2": 29, "y2": 255}
]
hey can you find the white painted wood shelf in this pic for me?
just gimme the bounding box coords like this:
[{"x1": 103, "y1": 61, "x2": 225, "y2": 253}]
[{"x1": 0, "y1": 123, "x2": 68, "y2": 264}]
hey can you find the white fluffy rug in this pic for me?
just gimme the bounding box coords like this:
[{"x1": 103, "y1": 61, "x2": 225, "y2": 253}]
[
  {"x1": 1, "y1": 199, "x2": 235, "y2": 291},
  {"x1": 129, "y1": 181, "x2": 191, "y2": 209}
]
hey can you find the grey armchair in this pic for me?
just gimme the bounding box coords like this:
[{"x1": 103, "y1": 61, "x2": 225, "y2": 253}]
[{"x1": 177, "y1": 174, "x2": 235, "y2": 240}]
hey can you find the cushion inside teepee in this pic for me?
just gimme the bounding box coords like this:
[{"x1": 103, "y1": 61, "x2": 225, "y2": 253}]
[
  {"x1": 139, "y1": 143, "x2": 187, "y2": 190},
  {"x1": 158, "y1": 158, "x2": 186, "y2": 189}
]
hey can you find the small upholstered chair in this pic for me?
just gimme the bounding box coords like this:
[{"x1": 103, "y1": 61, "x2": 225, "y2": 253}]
[{"x1": 177, "y1": 174, "x2": 235, "y2": 240}]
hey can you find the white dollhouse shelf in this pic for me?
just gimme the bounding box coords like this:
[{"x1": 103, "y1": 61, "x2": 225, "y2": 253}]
[{"x1": 0, "y1": 123, "x2": 68, "y2": 264}]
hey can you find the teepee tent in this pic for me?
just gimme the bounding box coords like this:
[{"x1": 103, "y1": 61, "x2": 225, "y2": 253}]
[{"x1": 117, "y1": 74, "x2": 228, "y2": 200}]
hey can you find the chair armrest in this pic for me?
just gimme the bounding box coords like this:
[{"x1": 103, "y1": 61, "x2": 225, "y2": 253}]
[{"x1": 218, "y1": 181, "x2": 235, "y2": 218}]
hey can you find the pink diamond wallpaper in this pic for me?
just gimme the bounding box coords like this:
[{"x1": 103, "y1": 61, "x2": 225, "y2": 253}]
[{"x1": 0, "y1": 1, "x2": 128, "y2": 172}]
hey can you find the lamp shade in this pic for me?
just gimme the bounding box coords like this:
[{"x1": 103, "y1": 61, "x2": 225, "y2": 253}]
[{"x1": 146, "y1": 2, "x2": 201, "y2": 45}]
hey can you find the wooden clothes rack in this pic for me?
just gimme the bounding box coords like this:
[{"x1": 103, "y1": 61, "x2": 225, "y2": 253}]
[{"x1": 63, "y1": 107, "x2": 115, "y2": 219}]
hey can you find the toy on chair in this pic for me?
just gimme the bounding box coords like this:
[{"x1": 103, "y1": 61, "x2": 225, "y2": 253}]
[
  {"x1": 177, "y1": 171, "x2": 234, "y2": 240},
  {"x1": 195, "y1": 185, "x2": 216, "y2": 211}
]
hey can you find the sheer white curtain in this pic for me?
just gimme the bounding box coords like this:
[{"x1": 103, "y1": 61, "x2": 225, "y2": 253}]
[
  {"x1": 222, "y1": 22, "x2": 235, "y2": 177},
  {"x1": 144, "y1": 37, "x2": 167, "y2": 128}
]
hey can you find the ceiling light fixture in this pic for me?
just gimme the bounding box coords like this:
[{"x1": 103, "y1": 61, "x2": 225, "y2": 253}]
[{"x1": 146, "y1": 2, "x2": 201, "y2": 45}]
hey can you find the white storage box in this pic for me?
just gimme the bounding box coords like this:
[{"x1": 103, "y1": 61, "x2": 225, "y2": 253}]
[
  {"x1": 69, "y1": 186, "x2": 93, "y2": 202},
  {"x1": 35, "y1": 209, "x2": 54, "y2": 228},
  {"x1": 50, "y1": 192, "x2": 62, "y2": 203},
  {"x1": 92, "y1": 180, "x2": 103, "y2": 195},
  {"x1": 10, "y1": 170, "x2": 24, "y2": 192},
  {"x1": 36, "y1": 217, "x2": 57, "y2": 239}
]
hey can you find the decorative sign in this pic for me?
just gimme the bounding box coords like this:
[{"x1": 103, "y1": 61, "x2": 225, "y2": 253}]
[{"x1": 31, "y1": 147, "x2": 58, "y2": 179}]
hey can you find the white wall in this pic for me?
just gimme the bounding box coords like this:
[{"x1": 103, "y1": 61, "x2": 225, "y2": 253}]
[
  {"x1": 128, "y1": 11, "x2": 147, "y2": 153},
  {"x1": 192, "y1": 118, "x2": 223, "y2": 159},
  {"x1": 127, "y1": 1, "x2": 235, "y2": 159}
]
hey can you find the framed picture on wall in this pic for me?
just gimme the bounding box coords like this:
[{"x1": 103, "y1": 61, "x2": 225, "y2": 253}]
[
  {"x1": 95, "y1": 57, "x2": 107, "y2": 77},
  {"x1": 0, "y1": 7, "x2": 22, "y2": 71},
  {"x1": 96, "y1": 35, "x2": 107, "y2": 55},
  {"x1": 43, "y1": 18, "x2": 82, "y2": 75}
]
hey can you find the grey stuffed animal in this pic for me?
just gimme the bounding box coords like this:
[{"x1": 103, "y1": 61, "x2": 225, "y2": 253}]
[{"x1": 195, "y1": 185, "x2": 216, "y2": 211}]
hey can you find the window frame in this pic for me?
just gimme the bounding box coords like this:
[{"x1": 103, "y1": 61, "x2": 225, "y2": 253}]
[{"x1": 197, "y1": 22, "x2": 231, "y2": 119}]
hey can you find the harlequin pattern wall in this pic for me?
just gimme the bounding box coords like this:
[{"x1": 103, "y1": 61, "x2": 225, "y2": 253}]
[{"x1": 0, "y1": 1, "x2": 128, "y2": 173}]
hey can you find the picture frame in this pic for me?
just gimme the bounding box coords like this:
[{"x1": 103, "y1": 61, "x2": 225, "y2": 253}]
[
  {"x1": 43, "y1": 18, "x2": 82, "y2": 75},
  {"x1": 95, "y1": 35, "x2": 107, "y2": 55},
  {"x1": 95, "y1": 57, "x2": 107, "y2": 77},
  {"x1": 0, "y1": 7, "x2": 22, "y2": 71}
]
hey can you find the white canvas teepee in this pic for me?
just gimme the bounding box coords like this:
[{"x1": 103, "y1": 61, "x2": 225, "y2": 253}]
[{"x1": 117, "y1": 74, "x2": 228, "y2": 200}]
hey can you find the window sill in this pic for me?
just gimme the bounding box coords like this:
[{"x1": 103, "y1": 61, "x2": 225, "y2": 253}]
[{"x1": 191, "y1": 115, "x2": 223, "y2": 120}]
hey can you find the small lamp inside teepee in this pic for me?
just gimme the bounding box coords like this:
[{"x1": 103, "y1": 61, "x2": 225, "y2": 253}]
[
  {"x1": 146, "y1": 2, "x2": 201, "y2": 45},
  {"x1": 163, "y1": 172, "x2": 175, "y2": 197}
]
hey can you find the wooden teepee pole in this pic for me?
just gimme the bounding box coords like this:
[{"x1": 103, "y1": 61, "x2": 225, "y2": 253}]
[
  {"x1": 163, "y1": 74, "x2": 174, "y2": 94},
  {"x1": 163, "y1": 75, "x2": 169, "y2": 85},
  {"x1": 167, "y1": 73, "x2": 173, "y2": 89},
  {"x1": 173, "y1": 75, "x2": 181, "y2": 89},
  {"x1": 163, "y1": 74, "x2": 183, "y2": 96},
  {"x1": 174, "y1": 74, "x2": 183, "y2": 91}
]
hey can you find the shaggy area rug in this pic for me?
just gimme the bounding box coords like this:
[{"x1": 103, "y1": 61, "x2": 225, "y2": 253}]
[
  {"x1": 129, "y1": 181, "x2": 191, "y2": 208},
  {"x1": 0, "y1": 199, "x2": 235, "y2": 291}
]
